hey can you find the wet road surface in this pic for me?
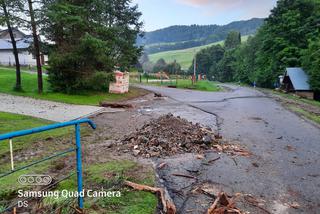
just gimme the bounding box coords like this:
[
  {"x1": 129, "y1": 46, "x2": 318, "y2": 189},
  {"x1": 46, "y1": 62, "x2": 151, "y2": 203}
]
[{"x1": 138, "y1": 84, "x2": 320, "y2": 214}]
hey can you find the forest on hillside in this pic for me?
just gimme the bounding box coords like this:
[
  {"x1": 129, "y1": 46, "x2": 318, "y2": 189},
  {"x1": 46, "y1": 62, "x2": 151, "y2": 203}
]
[
  {"x1": 189, "y1": 0, "x2": 320, "y2": 93},
  {"x1": 138, "y1": 18, "x2": 263, "y2": 54}
]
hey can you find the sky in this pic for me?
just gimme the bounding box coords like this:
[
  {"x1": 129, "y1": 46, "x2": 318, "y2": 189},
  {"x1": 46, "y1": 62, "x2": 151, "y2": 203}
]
[{"x1": 132, "y1": 0, "x2": 278, "y2": 32}]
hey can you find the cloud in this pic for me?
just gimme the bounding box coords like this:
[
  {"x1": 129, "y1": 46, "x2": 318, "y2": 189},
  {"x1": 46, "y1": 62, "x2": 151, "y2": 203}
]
[
  {"x1": 177, "y1": 0, "x2": 242, "y2": 8},
  {"x1": 177, "y1": 0, "x2": 276, "y2": 19}
]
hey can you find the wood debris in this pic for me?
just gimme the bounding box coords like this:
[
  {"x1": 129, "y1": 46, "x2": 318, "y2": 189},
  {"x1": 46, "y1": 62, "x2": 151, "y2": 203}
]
[
  {"x1": 243, "y1": 194, "x2": 270, "y2": 214},
  {"x1": 100, "y1": 102, "x2": 133, "y2": 108},
  {"x1": 158, "y1": 162, "x2": 167, "y2": 169},
  {"x1": 124, "y1": 180, "x2": 176, "y2": 214},
  {"x1": 208, "y1": 157, "x2": 221, "y2": 163},
  {"x1": 207, "y1": 192, "x2": 243, "y2": 214},
  {"x1": 172, "y1": 173, "x2": 197, "y2": 179},
  {"x1": 212, "y1": 144, "x2": 251, "y2": 157},
  {"x1": 196, "y1": 154, "x2": 205, "y2": 159}
]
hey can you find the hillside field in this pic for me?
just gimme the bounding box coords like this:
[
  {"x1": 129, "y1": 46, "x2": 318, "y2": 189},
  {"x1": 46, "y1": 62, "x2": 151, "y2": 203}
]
[{"x1": 149, "y1": 35, "x2": 249, "y2": 70}]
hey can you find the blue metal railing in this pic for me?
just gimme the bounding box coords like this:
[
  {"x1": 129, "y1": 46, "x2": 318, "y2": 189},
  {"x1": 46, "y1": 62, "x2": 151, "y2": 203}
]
[{"x1": 0, "y1": 118, "x2": 96, "y2": 211}]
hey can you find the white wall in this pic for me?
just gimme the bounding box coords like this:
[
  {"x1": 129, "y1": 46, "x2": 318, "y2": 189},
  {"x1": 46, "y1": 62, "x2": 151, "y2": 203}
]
[{"x1": 0, "y1": 50, "x2": 37, "y2": 66}]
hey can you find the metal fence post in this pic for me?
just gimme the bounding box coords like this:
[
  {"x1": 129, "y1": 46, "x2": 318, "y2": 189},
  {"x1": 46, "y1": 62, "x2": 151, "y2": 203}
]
[{"x1": 75, "y1": 124, "x2": 84, "y2": 209}]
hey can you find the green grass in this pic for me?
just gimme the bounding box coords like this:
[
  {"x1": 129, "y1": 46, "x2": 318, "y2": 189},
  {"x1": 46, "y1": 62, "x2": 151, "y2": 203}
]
[
  {"x1": 149, "y1": 35, "x2": 249, "y2": 69},
  {"x1": 0, "y1": 111, "x2": 71, "y2": 157},
  {"x1": 0, "y1": 111, "x2": 72, "y2": 205},
  {"x1": 43, "y1": 160, "x2": 157, "y2": 214},
  {"x1": 0, "y1": 112, "x2": 158, "y2": 213},
  {"x1": 270, "y1": 89, "x2": 320, "y2": 108},
  {"x1": 147, "y1": 79, "x2": 221, "y2": 92},
  {"x1": 288, "y1": 105, "x2": 320, "y2": 125},
  {"x1": 0, "y1": 67, "x2": 147, "y2": 105}
]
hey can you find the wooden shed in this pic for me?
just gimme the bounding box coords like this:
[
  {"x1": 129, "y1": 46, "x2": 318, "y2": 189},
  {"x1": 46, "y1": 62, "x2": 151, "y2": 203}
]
[{"x1": 282, "y1": 67, "x2": 314, "y2": 99}]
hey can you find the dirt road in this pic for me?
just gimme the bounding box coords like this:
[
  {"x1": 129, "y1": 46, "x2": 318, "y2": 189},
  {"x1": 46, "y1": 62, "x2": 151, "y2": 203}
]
[{"x1": 136, "y1": 84, "x2": 320, "y2": 214}]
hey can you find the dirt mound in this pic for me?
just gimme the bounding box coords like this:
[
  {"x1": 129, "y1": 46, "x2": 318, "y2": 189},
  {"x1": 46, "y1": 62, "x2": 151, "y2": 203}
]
[{"x1": 121, "y1": 114, "x2": 218, "y2": 158}]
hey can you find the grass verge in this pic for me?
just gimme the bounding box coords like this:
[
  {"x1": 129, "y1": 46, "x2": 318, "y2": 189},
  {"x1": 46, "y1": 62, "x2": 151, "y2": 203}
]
[
  {"x1": 288, "y1": 105, "x2": 320, "y2": 125},
  {"x1": 145, "y1": 79, "x2": 221, "y2": 92},
  {"x1": 0, "y1": 111, "x2": 73, "y2": 207},
  {"x1": 0, "y1": 111, "x2": 71, "y2": 157},
  {"x1": 269, "y1": 89, "x2": 320, "y2": 108},
  {"x1": 0, "y1": 67, "x2": 148, "y2": 105},
  {"x1": 43, "y1": 160, "x2": 158, "y2": 214}
]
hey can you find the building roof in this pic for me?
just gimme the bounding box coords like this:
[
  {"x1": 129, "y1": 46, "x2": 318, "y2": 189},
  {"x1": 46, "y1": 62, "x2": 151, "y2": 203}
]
[
  {"x1": 0, "y1": 36, "x2": 33, "y2": 50},
  {"x1": 285, "y1": 67, "x2": 311, "y2": 91}
]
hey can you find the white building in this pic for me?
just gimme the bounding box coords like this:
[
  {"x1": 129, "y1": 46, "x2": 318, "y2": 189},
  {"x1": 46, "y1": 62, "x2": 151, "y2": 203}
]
[{"x1": 0, "y1": 28, "x2": 47, "y2": 66}]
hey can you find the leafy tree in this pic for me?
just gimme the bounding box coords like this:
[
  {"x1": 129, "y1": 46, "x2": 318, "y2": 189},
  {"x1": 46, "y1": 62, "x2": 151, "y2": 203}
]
[
  {"x1": 302, "y1": 38, "x2": 320, "y2": 92},
  {"x1": 225, "y1": 0, "x2": 320, "y2": 88},
  {"x1": 224, "y1": 31, "x2": 241, "y2": 50},
  {"x1": 233, "y1": 36, "x2": 259, "y2": 84},
  {"x1": 43, "y1": 0, "x2": 142, "y2": 92},
  {"x1": 164, "y1": 60, "x2": 181, "y2": 75},
  {"x1": 216, "y1": 50, "x2": 236, "y2": 82},
  {"x1": 252, "y1": 0, "x2": 320, "y2": 87},
  {"x1": 153, "y1": 58, "x2": 167, "y2": 73},
  {"x1": 189, "y1": 44, "x2": 225, "y2": 80}
]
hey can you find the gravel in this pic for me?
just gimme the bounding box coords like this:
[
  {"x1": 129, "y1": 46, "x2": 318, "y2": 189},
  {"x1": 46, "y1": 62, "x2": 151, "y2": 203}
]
[{"x1": 0, "y1": 93, "x2": 118, "y2": 122}]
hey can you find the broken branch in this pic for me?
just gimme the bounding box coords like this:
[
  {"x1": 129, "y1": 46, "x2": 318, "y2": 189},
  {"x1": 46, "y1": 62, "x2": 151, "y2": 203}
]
[
  {"x1": 124, "y1": 180, "x2": 176, "y2": 214},
  {"x1": 172, "y1": 173, "x2": 197, "y2": 179}
]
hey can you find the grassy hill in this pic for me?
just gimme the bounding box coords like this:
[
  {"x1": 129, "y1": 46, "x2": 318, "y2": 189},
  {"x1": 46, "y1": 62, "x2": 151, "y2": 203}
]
[{"x1": 149, "y1": 35, "x2": 249, "y2": 70}]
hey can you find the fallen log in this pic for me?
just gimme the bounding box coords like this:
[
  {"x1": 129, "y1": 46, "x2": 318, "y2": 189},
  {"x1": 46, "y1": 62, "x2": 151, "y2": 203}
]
[
  {"x1": 100, "y1": 102, "x2": 133, "y2": 108},
  {"x1": 124, "y1": 180, "x2": 176, "y2": 214}
]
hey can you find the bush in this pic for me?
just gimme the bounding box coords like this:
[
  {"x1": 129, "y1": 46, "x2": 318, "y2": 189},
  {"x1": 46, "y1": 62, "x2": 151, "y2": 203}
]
[{"x1": 83, "y1": 72, "x2": 115, "y2": 91}]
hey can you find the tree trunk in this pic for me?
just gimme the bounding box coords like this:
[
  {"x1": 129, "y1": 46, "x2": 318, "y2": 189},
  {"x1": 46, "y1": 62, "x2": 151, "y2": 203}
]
[
  {"x1": 27, "y1": 0, "x2": 43, "y2": 94},
  {"x1": 2, "y1": 1, "x2": 21, "y2": 91}
]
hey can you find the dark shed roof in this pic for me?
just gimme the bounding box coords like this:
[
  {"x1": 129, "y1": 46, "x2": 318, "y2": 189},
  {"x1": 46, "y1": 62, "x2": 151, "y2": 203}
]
[{"x1": 284, "y1": 68, "x2": 311, "y2": 91}]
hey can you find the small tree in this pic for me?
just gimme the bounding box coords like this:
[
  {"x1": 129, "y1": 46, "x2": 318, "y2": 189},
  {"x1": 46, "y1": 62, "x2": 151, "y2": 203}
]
[
  {"x1": 153, "y1": 58, "x2": 167, "y2": 73},
  {"x1": 165, "y1": 60, "x2": 181, "y2": 75},
  {"x1": 225, "y1": 31, "x2": 241, "y2": 50}
]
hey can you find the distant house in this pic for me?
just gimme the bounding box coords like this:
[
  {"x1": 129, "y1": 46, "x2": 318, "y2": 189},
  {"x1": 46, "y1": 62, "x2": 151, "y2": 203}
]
[
  {"x1": 0, "y1": 28, "x2": 47, "y2": 66},
  {"x1": 281, "y1": 67, "x2": 314, "y2": 99}
]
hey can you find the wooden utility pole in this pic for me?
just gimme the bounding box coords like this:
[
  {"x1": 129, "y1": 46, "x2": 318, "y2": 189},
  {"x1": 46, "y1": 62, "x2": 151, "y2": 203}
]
[
  {"x1": 174, "y1": 59, "x2": 178, "y2": 86},
  {"x1": 1, "y1": 0, "x2": 21, "y2": 90},
  {"x1": 27, "y1": 0, "x2": 43, "y2": 94},
  {"x1": 193, "y1": 54, "x2": 196, "y2": 85}
]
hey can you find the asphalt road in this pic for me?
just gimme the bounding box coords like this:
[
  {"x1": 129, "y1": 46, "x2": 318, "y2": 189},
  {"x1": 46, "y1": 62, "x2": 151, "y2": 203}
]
[{"x1": 138, "y1": 84, "x2": 320, "y2": 214}]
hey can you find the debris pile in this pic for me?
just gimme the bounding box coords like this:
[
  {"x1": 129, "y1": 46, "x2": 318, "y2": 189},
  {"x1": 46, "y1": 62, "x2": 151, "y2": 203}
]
[
  {"x1": 118, "y1": 114, "x2": 251, "y2": 158},
  {"x1": 121, "y1": 114, "x2": 217, "y2": 158}
]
